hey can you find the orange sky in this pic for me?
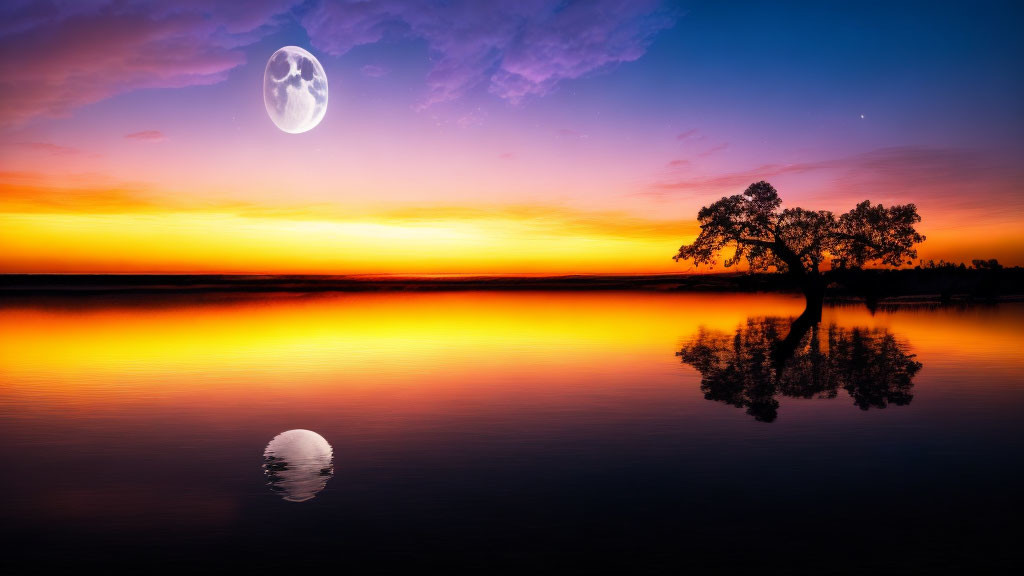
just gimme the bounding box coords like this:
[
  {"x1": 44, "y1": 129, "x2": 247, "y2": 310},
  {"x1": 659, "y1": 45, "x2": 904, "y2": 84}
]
[
  {"x1": 1, "y1": 164, "x2": 1021, "y2": 273},
  {"x1": 2, "y1": 1, "x2": 1022, "y2": 274}
]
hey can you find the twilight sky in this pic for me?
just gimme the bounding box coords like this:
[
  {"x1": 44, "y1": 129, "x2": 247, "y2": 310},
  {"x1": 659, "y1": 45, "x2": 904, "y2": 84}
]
[{"x1": 1, "y1": 0, "x2": 1021, "y2": 273}]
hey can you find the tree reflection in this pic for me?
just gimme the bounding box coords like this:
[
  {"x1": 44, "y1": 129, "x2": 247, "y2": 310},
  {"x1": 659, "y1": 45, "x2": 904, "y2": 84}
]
[{"x1": 677, "y1": 312, "x2": 921, "y2": 422}]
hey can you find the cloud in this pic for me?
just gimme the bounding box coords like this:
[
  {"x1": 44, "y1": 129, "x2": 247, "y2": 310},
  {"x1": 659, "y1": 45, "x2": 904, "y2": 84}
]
[
  {"x1": 456, "y1": 108, "x2": 487, "y2": 127},
  {"x1": 17, "y1": 141, "x2": 81, "y2": 155},
  {"x1": 375, "y1": 203, "x2": 695, "y2": 240},
  {"x1": 676, "y1": 129, "x2": 699, "y2": 141},
  {"x1": 0, "y1": 1, "x2": 298, "y2": 125},
  {"x1": 0, "y1": 1, "x2": 676, "y2": 123},
  {"x1": 0, "y1": 170, "x2": 163, "y2": 213},
  {"x1": 697, "y1": 143, "x2": 729, "y2": 157},
  {"x1": 125, "y1": 130, "x2": 166, "y2": 142},
  {"x1": 301, "y1": 0, "x2": 678, "y2": 107},
  {"x1": 0, "y1": 169, "x2": 696, "y2": 240},
  {"x1": 647, "y1": 162, "x2": 819, "y2": 196},
  {"x1": 816, "y1": 147, "x2": 1024, "y2": 219},
  {"x1": 833, "y1": 146, "x2": 987, "y2": 190},
  {"x1": 645, "y1": 146, "x2": 1024, "y2": 215},
  {"x1": 360, "y1": 64, "x2": 390, "y2": 78},
  {"x1": 557, "y1": 128, "x2": 588, "y2": 138}
]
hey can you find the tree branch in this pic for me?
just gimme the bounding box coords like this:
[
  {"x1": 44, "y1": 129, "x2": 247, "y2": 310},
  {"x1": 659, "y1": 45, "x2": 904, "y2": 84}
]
[
  {"x1": 738, "y1": 237, "x2": 777, "y2": 249},
  {"x1": 827, "y1": 231, "x2": 882, "y2": 251}
]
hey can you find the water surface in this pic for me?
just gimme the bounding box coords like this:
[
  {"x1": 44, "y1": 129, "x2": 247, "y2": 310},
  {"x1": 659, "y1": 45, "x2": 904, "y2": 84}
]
[{"x1": 1, "y1": 292, "x2": 1021, "y2": 573}]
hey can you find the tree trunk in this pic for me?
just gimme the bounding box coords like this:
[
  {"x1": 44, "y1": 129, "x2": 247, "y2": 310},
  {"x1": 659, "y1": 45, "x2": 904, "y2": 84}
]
[
  {"x1": 796, "y1": 274, "x2": 825, "y2": 323},
  {"x1": 773, "y1": 243, "x2": 824, "y2": 323},
  {"x1": 773, "y1": 306, "x2": 816, "y2": 370},
  {"x1": 772, "y1": 280, "x2": 824, "y2": 372}
]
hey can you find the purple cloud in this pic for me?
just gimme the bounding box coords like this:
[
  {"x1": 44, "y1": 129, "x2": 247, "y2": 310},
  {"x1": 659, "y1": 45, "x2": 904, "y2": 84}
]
[
  {"x1": 0, "y1": 1, "x2": 297, "y2": 125},
  {"x1": 302, "y1": 0, "x2": 677, "y2": 107},
  {"x1": 360, "y1": 64, "x2": 390, "y2": 78},
  {"x1": 648, "y1": 162, "x2": 819, "y2": 196},
  {"x1": 0, "y1": 1, "x2": 675, "y2": 123},
  {"x1": 645, "y1": 147, "x2": 1023, "y2": 217},
  {"x1": 697, "y1": 143, "x2": 730, "y2": 157},
  {"x1": 125, "y1": 130, "x2": 166, "y2": 142}
]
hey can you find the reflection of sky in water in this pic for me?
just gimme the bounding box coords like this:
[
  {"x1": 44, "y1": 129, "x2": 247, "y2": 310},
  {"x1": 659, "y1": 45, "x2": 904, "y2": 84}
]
[
  {"x1": 264, "y1": 429, "x2": 333, "y2": 502},
  {"x1": 0, "y1": 293, "x2": 1022, "y2": 572}
]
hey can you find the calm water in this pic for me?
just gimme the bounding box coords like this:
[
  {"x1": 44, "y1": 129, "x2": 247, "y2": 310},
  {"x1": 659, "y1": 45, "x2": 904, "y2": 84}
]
[{"x1": 1, "y1": 292, "x2": 1022, "y2": 573}]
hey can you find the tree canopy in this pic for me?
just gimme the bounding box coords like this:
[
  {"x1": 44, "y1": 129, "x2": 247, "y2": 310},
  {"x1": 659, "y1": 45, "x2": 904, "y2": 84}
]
[
  {"x1": 674, "y1": 181, "x2": 925, "y2": 277},
  {"x1": 677, "y1": 317, "x2": 921, "y2": 422}
]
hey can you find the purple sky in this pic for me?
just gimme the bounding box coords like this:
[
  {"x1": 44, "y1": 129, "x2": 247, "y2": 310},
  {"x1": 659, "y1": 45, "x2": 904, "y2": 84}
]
[{"x1": 1, "y1": 0, "x2": 1022, "y2": 272}]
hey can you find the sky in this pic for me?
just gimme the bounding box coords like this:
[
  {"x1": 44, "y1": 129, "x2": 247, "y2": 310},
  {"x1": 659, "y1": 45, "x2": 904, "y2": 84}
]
[{"x1": 1, "y1": 0, "x2": 1021, "y2": 274}]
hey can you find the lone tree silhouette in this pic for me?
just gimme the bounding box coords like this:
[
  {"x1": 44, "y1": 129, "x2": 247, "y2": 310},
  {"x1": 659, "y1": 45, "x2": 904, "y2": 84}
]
[
  {"x1": 674, "y1": 181, "x2": 924, "y2": 320},
  {"x1": 677, "y1": 317, "x2": 921, "y2": 422}
]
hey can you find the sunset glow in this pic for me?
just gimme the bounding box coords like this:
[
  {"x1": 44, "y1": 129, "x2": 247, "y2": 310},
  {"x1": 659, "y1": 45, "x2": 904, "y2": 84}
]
[
  {"x1": 3, "y1": 3, "x2": 1023, "y2": 573},
  {"x1": 2, "y1": 1, "x2": 1021, "y2": 273},
  {"x1": 6, "y1": 292, "x2": 1021, "y2": 415}
]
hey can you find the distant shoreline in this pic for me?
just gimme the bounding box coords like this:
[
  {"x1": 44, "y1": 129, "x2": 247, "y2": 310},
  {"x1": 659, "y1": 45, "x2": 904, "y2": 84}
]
[
  {"x1": 2, "y1": 270, "x2": 1023, "y2": 304},
  {"x1": 0, "y1": 273, "x2": 763, "y2": 296}
]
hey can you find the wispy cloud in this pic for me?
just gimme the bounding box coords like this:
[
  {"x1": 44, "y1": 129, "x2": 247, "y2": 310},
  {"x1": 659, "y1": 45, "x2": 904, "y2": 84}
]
[
  {"x1": 557, "y1": 128, "x2": 588, "y2": 139},
  {"x1": 646, "y1": 162, "x2": 818, "y2": 196},
  {"x1": 0, "y1": 170, "x2": 162, "y2": 213},
  {"x1": 360, "y1": 64, "x2": 390, "y2": 78},
  {"x1": 17, "y1": 141, "x2": 81, "y2": 155},
  {"x1": 644, "y1": 146, "x2": 1024, "y2": 215},
  {"x1": 0, "y1": 1, "x2": 677, "y2": 122},
  {"x1": 0, "y1": 169, "x2": 695, "y2": 241},
  {"x1": 375, "y1": 204, "x2": 695, "y2": 240},
  {"x1": 0, "y1": 1, "x2": 297, "y2": 125},
  {"x1": 302, "y1": 0, "x2": 678, "y2": 107},
  {"x1": 125, "y1": 130, "x2": 166, "y2": 142},
  {"x1": 697, "y1": 143, "x2": 729, "y2": 157}
]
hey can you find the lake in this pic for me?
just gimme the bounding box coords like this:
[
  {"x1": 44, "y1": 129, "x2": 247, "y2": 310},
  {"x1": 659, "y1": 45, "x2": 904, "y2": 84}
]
[{"x1": 1, "y1": 292, "x2": 1021, "y2": 573}]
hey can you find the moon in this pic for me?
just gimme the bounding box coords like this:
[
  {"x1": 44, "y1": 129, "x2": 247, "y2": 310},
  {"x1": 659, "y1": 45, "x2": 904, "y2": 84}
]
[
  {"x1": 263, "y1": 429, "x2": 334, "y2": 502},
  {"x1": 263, "y1": 46, "x2": 328, "y2": 134}
]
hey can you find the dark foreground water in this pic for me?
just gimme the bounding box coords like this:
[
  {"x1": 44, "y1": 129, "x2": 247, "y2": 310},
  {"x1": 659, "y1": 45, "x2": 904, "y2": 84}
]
[{"x1": 1, "y1": 292, "x2": 1021, "y2": 574}]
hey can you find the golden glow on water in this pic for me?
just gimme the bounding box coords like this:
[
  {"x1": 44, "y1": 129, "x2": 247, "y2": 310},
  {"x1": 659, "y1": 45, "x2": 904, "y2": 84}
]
[
  {"x1": 2, "y1": 291, "x2": 1023, "y2": 539},
  {"x1": 2, "y1": 292, "x2": 1023, "y2": 420},
  {"x1": 0, "y1": 293, "x2": 798, "y2": 411}
]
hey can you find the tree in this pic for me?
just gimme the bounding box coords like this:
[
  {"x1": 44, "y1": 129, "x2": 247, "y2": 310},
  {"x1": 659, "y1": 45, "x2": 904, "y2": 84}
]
[
  {"x1": 972, "y1": 258, "x2": 1002, "y2": 270},
  {"x1": 674, "y1": 181, "x2": 924, "y2": 320},
  {"x1": 676, "y1": 317, "x2": 921, "y2": 422}
]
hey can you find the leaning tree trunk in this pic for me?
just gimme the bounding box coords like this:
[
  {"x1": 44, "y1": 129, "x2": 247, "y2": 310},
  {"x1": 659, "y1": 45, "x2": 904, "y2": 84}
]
[
  {"x1": 773, "y1": 307, "x2": 816, "y2": 370},
  {"x1": 775, "y1": 244, "x2": 825, "y2": 323},
  {"x1": 772, "y1": 274, "x2": 825, "y2": 372},
  {"x1": 800, "y1": 275, "x2": 825, "y2": 323}
]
